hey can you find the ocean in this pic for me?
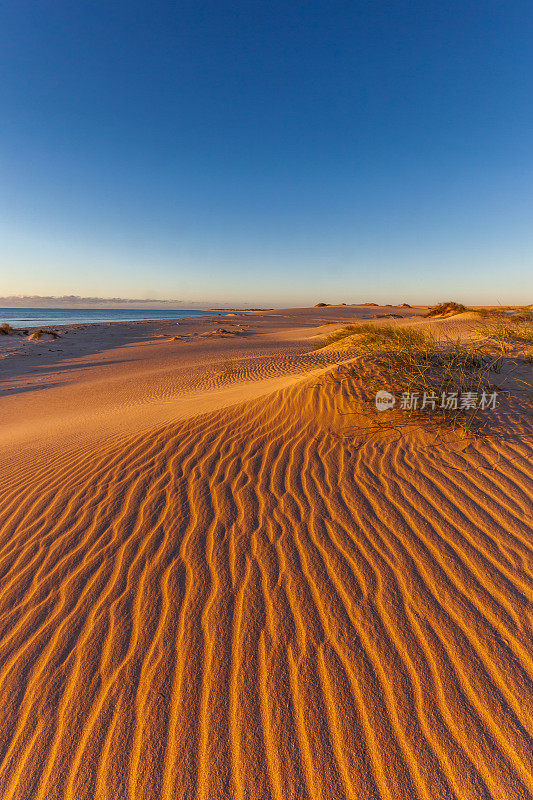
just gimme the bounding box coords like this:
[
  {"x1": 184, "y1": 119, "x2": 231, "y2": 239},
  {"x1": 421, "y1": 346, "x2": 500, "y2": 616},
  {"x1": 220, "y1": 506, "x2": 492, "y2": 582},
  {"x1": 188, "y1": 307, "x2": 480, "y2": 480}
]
[{"x1": 0, "y1": 307, "x2": 214, "y2": 329}]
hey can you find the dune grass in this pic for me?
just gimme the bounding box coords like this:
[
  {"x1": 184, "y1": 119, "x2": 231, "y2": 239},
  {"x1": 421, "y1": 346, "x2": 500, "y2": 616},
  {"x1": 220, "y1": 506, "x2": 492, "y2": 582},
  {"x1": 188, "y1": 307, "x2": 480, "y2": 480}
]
[
  {"x1": 0, "y1": 323, "x2": 14, "y2": 335},
  {"x1": 316, "y1": 323, "x2": 427, "y2": 351},
  {"x1": 369, "y1": 339, "x2": 504, "y2": 435},
  {"x1": 509, "y1": 309, "x2": 533, "y2": 323},
  {"x1": 472, "y1": 307, "x2": 507, "y2": 318},
  {"x1": 424, "y1": 301, "x2": 468, "y2": 318},
  {"x1": 478, "y1": 318, "x2": 533, "y2": 345},
  {"x1": 430, "y1": 304, "x2": 531, "y2": 321},
  {"x1": 29, "y1": 328, "x2": 60, "y2": 340},
  {"x1": 321, "y1": 324, "x2": 510, "y2": 436}
]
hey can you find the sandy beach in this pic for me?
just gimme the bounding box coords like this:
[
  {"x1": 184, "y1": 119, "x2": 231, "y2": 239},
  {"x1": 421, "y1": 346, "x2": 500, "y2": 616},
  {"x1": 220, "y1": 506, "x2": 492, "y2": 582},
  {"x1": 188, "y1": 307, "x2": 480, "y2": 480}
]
[{"x1": 0, "y1": 304, "x2": 532, "y2": 799}]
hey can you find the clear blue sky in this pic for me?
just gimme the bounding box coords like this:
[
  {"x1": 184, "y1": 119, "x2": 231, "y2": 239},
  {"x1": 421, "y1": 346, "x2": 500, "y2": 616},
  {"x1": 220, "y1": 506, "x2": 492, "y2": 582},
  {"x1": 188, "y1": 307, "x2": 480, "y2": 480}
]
[{"x1": 1, "y1": 0, "x2": 532, "y2": 306}]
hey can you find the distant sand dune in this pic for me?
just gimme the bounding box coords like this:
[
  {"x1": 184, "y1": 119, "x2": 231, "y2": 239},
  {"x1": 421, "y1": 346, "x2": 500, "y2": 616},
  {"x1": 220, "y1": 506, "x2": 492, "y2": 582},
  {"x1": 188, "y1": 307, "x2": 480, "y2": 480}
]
[{"x1": 0, "y1": 368, "x2": 531, "y2": 799}]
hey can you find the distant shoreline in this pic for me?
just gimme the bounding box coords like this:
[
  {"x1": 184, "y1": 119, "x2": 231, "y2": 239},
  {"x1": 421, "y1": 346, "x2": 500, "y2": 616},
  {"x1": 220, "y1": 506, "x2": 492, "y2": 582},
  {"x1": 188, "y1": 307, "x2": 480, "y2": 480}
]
[{"x1": 0, "y1": 307, "x2": 215, "y2": 329}]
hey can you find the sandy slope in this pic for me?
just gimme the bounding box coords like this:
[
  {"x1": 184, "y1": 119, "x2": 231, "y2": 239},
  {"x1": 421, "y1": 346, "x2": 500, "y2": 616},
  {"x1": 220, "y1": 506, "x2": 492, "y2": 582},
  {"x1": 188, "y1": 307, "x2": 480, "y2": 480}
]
[
  {"x1": 0, "y1": 305, "x2": 418, "y2": 458},
  {"x1": 0, "y1": 307, "x2": 532, "y2": 799}
]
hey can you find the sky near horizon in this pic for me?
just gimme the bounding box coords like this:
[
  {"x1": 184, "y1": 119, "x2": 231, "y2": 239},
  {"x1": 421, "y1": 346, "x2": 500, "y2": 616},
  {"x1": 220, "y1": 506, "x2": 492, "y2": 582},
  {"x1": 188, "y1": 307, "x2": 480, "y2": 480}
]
[{"x1": 1, "y1": 1, "x2": 532, "y2": 307}]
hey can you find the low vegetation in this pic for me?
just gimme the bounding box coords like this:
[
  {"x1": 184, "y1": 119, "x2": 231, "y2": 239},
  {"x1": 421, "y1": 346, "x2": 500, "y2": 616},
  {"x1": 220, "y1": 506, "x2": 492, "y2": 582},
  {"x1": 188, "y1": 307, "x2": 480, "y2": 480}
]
[
  {"x1": 509, "y1": 309, "x2": 532, "y2": 323},
  {"x1": 316, "y1": 323, "x2": 427, "y2": 351},
  {"x1": 368, "y1": 339, "x2": 504, "y2": 436},
  {"x1": 320, "y1": 323, "x2": 518, "y2": 437},
  {"x1": 424, "y1": 301, "x2": 468, "y2": 318},
  {"x1": 28, "y1": 328, "x2": 60, "y2": 340},
  {"x1": 480, "y1": 319, "x2": 533, "y2": 345},
  {"x1": 427, "y1": 303, "x2": 532, "y2": 321},
  {"x1": 472, "y1": 307, "x2": 507, "y2": 318},
  {"x1": 0, "y1": 322, "x2": 14, "y2": 335}
]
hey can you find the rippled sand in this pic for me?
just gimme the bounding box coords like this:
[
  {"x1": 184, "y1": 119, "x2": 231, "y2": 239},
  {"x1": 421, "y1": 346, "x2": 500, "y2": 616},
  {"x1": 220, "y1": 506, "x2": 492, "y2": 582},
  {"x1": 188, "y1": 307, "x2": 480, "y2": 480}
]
[{"x1": 0, "y1": 306, "x2": 531, "y2": 799}]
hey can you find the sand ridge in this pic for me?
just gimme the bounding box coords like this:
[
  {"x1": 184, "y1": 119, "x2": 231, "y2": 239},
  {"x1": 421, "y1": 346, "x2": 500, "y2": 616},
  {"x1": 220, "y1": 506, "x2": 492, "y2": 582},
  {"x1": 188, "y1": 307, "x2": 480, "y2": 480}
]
[
  {"x1": 0, "y1": 306, "x2": 532, "y2": 799},
  {"x1": 0, "y1": 305, "x2": 421, "y2": 459}
]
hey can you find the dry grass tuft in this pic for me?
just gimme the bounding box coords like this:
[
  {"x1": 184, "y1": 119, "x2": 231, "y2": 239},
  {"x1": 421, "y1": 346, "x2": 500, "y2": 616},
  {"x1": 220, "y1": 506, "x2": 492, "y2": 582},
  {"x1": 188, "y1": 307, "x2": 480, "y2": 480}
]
[
  {"x1": 322, "y1": 326, "x2": 516, "y2": 437},
  {"x1": 0, "y1": 322, "x2": 15, "y2": 335},
  {"x1": 424, "y1": 301, "x2": 468, "y2": 318},
  {"x1": 509, "y1": 309, "x2": 533, "y2": 323},
  {"x1": 472, "y1": 307, "x2": 506, "y2": 319},
  {"x1": 368, "y1": 341, "x2": 503, "y2": 436},
  {"x1": 316, "y1": 323, "x2": 427, "y2": 351},
  {"x1": 479, "y1": 319, "x2": 533, "y2": 345},
  {"x1": 28, "y1": 328, "x2": 60, "y2": 341}
]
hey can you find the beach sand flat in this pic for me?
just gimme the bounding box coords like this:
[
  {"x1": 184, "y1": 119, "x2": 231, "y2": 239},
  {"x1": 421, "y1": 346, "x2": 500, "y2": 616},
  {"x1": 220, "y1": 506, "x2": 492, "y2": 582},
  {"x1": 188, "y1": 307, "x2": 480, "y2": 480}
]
[{"x1": 0, "y1": 305, "x2": 531, "y2": 799}]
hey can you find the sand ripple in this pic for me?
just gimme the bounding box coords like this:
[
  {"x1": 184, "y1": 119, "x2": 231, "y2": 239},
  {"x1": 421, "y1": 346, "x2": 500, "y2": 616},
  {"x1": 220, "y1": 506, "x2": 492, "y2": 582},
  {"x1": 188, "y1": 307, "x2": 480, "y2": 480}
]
[{"x1": 0, "y1": 375, "x2": 531, "y2": 799}]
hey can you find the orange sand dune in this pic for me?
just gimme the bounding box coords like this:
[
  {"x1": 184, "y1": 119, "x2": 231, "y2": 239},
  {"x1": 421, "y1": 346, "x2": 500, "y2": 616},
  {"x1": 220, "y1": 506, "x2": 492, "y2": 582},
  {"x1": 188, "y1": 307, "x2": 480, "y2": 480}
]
[{"x1": 0, "y1": 307, "x2": 532, "y2": 799}]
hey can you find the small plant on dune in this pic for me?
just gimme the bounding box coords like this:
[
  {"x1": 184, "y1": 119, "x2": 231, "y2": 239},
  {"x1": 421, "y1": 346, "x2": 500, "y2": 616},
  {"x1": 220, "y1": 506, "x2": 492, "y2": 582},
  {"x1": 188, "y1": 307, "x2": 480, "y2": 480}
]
[
  {"x1": 0, "y1": 323, "x2": 14, "y2": 335},
  {"x1": 480, "y1": 319, "x2": 533, "y2": 345},
  {"x1": 28, "y1": 328, "x2": 60, "y2": 340},
  {"x1": 472, "y1": 307, "x2": 506, "y2": 319},
  {"x1": 382, "y1": 342, "x2": 502, "y2": 404},
  {"x1": 324, "y1": 329, "x2": 513, "y2": 437},
  {"x1": 505, "y1": 326, "x2": 533, "y2": 344},
  {"x1": 424, "y1": 301, "x2": 468, "y2": 318},
  {"x1": 509, "y1": 309, "x2": 532, "y2": 323},
  {"x1": 372, "y1": 340, "x2": 504, "y2": 435}
]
